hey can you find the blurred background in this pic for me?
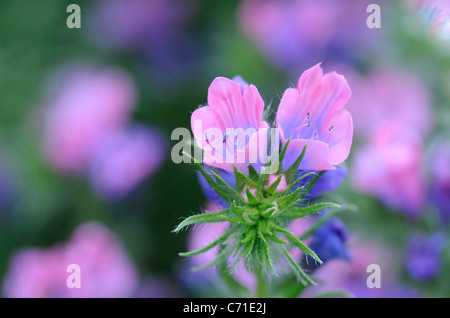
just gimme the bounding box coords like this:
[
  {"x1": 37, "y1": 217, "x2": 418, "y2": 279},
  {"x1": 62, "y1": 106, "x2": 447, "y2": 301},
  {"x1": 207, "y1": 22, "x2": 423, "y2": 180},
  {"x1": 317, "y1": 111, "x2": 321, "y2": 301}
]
[{"x1": 0, "y1": 0, "x2": 449, "y2": 297}]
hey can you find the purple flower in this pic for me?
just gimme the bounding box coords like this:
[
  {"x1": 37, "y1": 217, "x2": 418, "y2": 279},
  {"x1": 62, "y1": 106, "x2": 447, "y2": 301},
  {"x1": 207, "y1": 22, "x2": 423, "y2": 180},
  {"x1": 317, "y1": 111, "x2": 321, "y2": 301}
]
[
  {"x1": 3, "y1": 222, "x2": 139, "y2": 298},
  {"x1": 305, "y1": 218, "x2": 350, "y2": 270},
  {"x1": 135, "y1": 277, "x2": 179, "y2": 298},
  {"x1": 294, "y1": 166, "x2": 347, "y2": 199},
  {"x1": 238, "y1": 0, "x2": 378, "y2": 71},
  {"x1": 88, "y1": 0, "x2": 193, "y2": 51},
  {"x1": 430, "y1": 141, "x2": 450, "y2": 222},
  {"x1": 42, "y1": 64, "x2": 136, "y2": 174},
  {"x1": 276, "y1": 64, "x2": 353, "y2": 171},
  {"x1": 304, "y1": 239, "x2": 420, "y2": 298},
  {"x1": 406, "y1": 232, "x2": 446, "y2": 282},
  {"x1": 88, "y1": 126, "x2": 166, "y2": 201}
]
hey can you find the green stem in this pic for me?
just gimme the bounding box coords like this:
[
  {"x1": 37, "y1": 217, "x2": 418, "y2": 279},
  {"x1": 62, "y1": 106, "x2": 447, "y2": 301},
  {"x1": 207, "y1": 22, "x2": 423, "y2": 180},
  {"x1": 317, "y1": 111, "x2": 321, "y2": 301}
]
[{"x1": 255, "y1": 267, "x2": 267, "y2": 298}]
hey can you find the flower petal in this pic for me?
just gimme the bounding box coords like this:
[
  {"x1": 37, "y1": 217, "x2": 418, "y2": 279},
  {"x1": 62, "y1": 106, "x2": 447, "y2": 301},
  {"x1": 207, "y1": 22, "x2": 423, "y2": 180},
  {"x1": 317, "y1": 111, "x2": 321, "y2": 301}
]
[
  {"x1": 282, "y1": 139, "x2": 334, "y2": 171},
  {"x1": 321, "y1": 109, "x2": 353, "y2": 165}
]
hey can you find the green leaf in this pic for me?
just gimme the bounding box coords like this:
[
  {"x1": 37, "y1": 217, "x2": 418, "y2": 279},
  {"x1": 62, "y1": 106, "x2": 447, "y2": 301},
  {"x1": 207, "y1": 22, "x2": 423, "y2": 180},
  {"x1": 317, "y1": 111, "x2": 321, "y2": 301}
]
[
  {"x1": 272, "y1": 224, "x2": 322, "y2": 264},
  {"x1": 297, "y1": 171, "x2": 325, "y2": 200},
  {"x1": 183, "y1": 151, "x2": 234, "y2": 203},
  {"x1": 173, "y1": 210, "x2": 231, "y2": 233},
  {"x1": 283, "y1": 172, "x2": 315, "y2": 194},
  {"x1": 313, "y1": 290, "x2": 351, "y2": 298},
  {"x1": 248, "y1": 164, "x2": 259, "y2": 182},
  {"x1": 268, "y1": 234, "x2": 288, "y2": 245},
  {"x1": 276, "y1": 186, "x2": 303, "y2": 210},
  {"x1": 277, "y1": 139, "x2": 291, "y2": 171},
  {"x1": 193, "y1": 244, "x2": 235, "y2": 271},
  {"x1": 257, "y1": 225, "x2": 276, "y2": 273},
  {"x1": 233, "y1": 165, "x2": 256, "y2": 192},
  {"x1": 179, "y1": 226, "x2": 239, "y2": 257},
  {"x1": 282, "y1": 203, "x2": 341, "y2": 220},
  {"x1": 284, "y1": 145, "x2": 307, "y2": 184},
  {"x1": 280, "y1": 245, "x2": 316, "y2": 286},
  {"x1": 265, "y1": 174, "x2": 283, "y2": 195},
  {"x1": 210, "y1": 168, "x2": 243, "y2": 201},
  {"x1": 245, "y1": 188, "x2": 259, "y2": 205}
]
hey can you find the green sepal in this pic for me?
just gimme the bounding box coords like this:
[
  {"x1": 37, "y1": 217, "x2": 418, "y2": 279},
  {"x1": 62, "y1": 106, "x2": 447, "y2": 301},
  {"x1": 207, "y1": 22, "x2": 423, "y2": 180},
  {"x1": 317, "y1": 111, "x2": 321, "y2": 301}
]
[
  {"x1": 272, "y1": 224, "x2": 322, "y2": 264},
  {"x1": 179, "y1": 226, "x2": 239, "y2": 257},
  {"x1": 282, "y1": 202, "x2": 341, "y2": 220},
  {"x1": 173, "y1": 209, "x2": 231, "y2": 233},
  {"x1": 265, "y1": 174, "x2": 283, "y2": 195},
  {"x1": 233, "y1": 165, "x2": 256, "y2": 192},
  {"x1": 183, "y1": 151, "x2": 235, "y2": 203},
  {"x1": 280, "y1": 245, "x2": 316, "y2": 286},
  {"x1": 285, "y1": 145, "x2": 307, "y2": 184}
]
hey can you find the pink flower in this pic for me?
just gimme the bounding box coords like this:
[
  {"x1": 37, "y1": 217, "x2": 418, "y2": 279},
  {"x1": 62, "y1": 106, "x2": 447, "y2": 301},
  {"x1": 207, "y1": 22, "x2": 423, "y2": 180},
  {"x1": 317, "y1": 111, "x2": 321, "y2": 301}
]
[
  {"x1": 352, "y1": 122, "x2": 425, "y2": 217},
  {"x1": 344, "y1": 66, "x2": 433, "y2": 139},
  {"x1": 88, "y1": 126, "x2": 166, "y2": 201},
  {"x1": 3, "y1": 223, "x2": 139, "y2": 298},
  {"x1": 276, "y1": 64, "x2": 353, "y2": 171},
  {"x1": 43, "y1": 65, "x2": 136, "y2": 174},
  {"x1": 191, "y1": 77, "x2": 270, "y2": 173}
]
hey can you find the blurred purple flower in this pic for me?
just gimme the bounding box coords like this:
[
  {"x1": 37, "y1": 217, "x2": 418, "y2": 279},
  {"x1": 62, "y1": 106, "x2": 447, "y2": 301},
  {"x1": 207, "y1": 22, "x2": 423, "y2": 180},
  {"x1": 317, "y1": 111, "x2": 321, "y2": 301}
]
[
  {"x1": 405, "y1": 232, "x2": 446, "y2": 282},
  {"x1": 430, "y1": 141, "x2": 450, "y2": 222},
  {"x1": 43, "y1": 65, "x2": 136, "y2": 174},
  {"x1": 305, "y1": 218, "x2": 351, "y2": 270},
  {"x1": 352, "y1": 122, "x2": 426, "y2": 217},
  {"x1": 305, "y1": 239, "x2": 420, "y2": 298},
  {"x1": 344, "y1": 67, "x2": 433, "y2": 139},
  {"x1": 238, "y1": 0, "x2": 378, "y2": 71},
  {"x1": 3, "y1": 222, "x2": 139, "y2": 298},
  {"x1": 88, "y1": 126, "x2": 166, "y2": 201},
  {"x1": 135, "y1": 277, "x2": 179, "y2": 298},
  {"x1": 276, "y1": 64, "x2": 353, "y2": 171},
  {"x1": 88, "y1": 0, "x2": 193, "y2": 51}
]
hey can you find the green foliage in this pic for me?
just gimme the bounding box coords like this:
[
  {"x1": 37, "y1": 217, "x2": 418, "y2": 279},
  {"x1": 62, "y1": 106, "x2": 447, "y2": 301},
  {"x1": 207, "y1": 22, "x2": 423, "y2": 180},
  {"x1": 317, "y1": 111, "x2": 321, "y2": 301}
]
[{"x1": 175, "y1": 146, "x2": 343, "y2": 289}]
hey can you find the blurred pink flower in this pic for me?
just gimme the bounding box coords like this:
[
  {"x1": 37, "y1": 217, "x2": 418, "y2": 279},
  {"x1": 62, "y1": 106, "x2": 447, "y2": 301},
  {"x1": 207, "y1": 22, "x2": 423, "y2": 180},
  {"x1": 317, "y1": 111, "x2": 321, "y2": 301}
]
[
  {"x1": 344, "y1": 67, "x2": 433, "y2": 139},
  {"x1": 276, "y1": 64, "x2": 353, "y2": 171},
  {"x1": 88, "y1": 126, "x2": 166, "y2": 201},
  {"x1": 191, "y1": 77, "x2": 270, "y2": 173},
  {"x1": 352, "y1": 122, "x2": 426, "y2": 217},
  {"x1": 43, "y1": 65, "x2": 136, "y2": 174},
  {"x1": 238, "y1": 0, "x2": 377, "y2": 70},
  {"x1": 3, "y1": 223, "x2": 139, "y2": 298}
]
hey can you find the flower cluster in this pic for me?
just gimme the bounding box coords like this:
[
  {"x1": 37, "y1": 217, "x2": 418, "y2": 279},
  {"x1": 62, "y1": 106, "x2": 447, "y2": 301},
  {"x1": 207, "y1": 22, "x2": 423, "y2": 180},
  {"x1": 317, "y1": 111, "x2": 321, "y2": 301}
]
[
  {"x1": 175, "y1": 64, "x2": 353, "y2": 289},
  {"x1": 42, "y1": 64, "x2": 166, "y2": 201}
]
